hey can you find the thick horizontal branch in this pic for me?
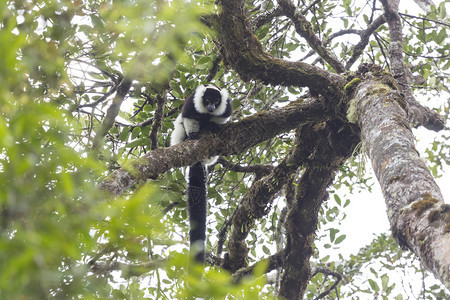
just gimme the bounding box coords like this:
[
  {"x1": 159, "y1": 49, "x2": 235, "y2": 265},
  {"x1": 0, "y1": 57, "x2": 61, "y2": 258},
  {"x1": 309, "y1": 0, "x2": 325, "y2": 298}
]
[
  {"x1": 351, "y1": 78, "x2": 450, "y2": 289},
  {"x1": 98, "y1": 98, "x2": 328, "y2": 196}
]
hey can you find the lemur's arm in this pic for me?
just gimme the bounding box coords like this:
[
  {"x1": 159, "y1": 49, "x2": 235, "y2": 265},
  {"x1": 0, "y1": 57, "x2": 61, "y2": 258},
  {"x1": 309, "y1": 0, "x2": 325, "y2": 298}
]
[{"x1": 182, "y1": 118, "x2": 201, "y2": 139}]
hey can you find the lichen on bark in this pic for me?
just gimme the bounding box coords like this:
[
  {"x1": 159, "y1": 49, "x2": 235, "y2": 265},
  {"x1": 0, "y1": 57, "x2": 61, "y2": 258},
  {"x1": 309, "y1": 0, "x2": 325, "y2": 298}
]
[{"x1": 352, "y1": 74, "x2": 450, "y2": 289}]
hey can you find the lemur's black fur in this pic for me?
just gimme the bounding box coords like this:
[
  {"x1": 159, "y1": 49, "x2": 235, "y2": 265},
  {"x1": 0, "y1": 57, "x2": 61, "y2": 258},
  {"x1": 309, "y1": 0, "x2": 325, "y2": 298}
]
[
  {"x1": 186, "y1": 162, "x2": 208, "y2": 262},
  {"x1": 171, "y1": 84, "x2": 232, "y2": 262}
]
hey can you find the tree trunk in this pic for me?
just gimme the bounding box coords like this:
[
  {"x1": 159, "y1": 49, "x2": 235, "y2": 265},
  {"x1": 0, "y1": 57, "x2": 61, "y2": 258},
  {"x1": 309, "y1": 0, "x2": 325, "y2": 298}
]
[{"x1": 350, "y1": 76, "x2": 450, "y2": 289}]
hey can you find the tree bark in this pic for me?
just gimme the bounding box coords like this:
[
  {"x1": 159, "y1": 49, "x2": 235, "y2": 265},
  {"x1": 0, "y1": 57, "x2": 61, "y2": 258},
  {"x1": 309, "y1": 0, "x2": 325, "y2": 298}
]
[
  {"x1": 279, "y1": 120, "x2": 359, "y2": 299},
  {"x1": 350, "y1": 76, "x2": 450, "y2": 289},
  {"x1": 225, "y1": 126, "x2": 315, "y2": 272},
  {"x1": 380, "y1": 0, "x2": 444, "y2": 131},
  {"x1": 216, "y1": 0, "x2": 346, "y2": 102}
]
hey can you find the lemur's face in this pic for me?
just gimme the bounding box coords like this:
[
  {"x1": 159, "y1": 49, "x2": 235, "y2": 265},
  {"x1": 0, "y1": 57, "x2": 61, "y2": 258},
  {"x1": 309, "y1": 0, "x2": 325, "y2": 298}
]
[{"x1": 202, "y1": 88, "x2": 222, "y2": 113}]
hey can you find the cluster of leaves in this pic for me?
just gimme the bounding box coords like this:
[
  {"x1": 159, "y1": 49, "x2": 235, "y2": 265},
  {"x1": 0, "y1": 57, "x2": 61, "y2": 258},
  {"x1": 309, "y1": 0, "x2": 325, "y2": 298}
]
[
  {"x1": 1, "y1": 0, "x2": 449, "y2": 298},
  {"x1": 1, "y1": 2, "x2": 99, "y2": 297}
]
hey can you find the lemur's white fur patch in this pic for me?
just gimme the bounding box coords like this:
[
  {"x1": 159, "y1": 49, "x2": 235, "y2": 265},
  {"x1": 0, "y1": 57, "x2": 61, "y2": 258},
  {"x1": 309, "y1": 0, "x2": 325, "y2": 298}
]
[
  {"x1": 170, "y1": 114, "x2": 186, "y2": 145},
  {"x1": 193, "y1": 85, "x2": 208, "y2": 114},
  {"x1": 214, "y1": 88, "x2": 229, "y2": 116}
]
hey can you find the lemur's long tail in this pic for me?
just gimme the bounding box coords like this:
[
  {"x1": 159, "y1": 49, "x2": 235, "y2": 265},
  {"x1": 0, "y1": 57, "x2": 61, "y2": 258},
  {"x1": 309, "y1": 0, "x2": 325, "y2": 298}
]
[{"x1": 187, "y1": 162, "x2": 207, "y2": 262}]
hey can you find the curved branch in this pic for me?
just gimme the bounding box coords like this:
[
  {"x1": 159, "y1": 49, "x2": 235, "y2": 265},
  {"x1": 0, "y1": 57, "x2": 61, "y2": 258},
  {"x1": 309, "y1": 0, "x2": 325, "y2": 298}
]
[
  {"x1": 225, "y1": 126, "x2": 313, "y2": 272},
  {"x1": 311, "y1": 266, "x2": 344, "y2": 300},
  {"x1": 252, "y1": 7, "x2": 283, "y2": 29},
  {"x1": 149, "y1": 94, "x2": 166, "y2": 150},
  {"x1": 75, "y1": 84, "x2": 118, "y2": 109},
  {"x1": 216, "y1": 0, "x2": 345, "y2": 101},
  {"x1": 345, "y1": 15, "x2": 386, "y2": 70}
]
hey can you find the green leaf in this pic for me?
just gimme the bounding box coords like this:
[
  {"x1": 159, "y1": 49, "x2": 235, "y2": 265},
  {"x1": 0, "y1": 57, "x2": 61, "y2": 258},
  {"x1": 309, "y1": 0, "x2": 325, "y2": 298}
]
[
  {"x1": 126, "y1": 138, "x2": 149, "y2": 148},
  {"x1": 381, "y1": 274, "x2": 389, "y2": 291},
  {"x1": 334, "y1": 194, "x2": 341, "y2": 206},
  {"x1": 197, "y1": 56, "x2": 211, "y2": 65},
  {"x1": 343, "y1": 18, "x2": 349, "y2": 28},
  {"x1": 287, "y1": 86, "x2": 299, "y2": 95},
  {"x1": 256, "y1": 25, "x2": 270, "y2": 40},
  {"x1": 329, "y1": 228, "x2": 339, "y2": 242},
  {"x1": 438, "y1": 2, "x2": 447, "y2": 19},
  {"x1": 253, "y1": 259, "x2": 269, "y2": 277},
  {"x1": 119, "y1": 127, "x2": 130, "y2": 141},
  {"x1": 321, "y1": 255, "x2": 330, "y2": 262},
  {"x1": 334, "y1": 234, "x2": 346, "y2": 244},
  {"x1": 435, "y1": 28, "x2": 447, "y2": 44},
  {"x1": 370, "y1": 267, "x2": 378, "y2": 277},
  {"x1": 368, "y1": 279, "x2": 380, "y2": 292},
  {"x1": 131, "y1": 126, "x2": 141, "y2": 139}
]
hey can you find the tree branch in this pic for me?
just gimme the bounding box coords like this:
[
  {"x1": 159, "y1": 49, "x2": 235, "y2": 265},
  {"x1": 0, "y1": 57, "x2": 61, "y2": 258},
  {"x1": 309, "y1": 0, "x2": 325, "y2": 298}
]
[
  {"x1": 98, "y1": 98, "x2": 328, "y2": 196},
  {"x1": 311, "y1": 265, "x2": 344, "y2": 300},
  {"x1": 251, "y1": 6, "x2": 283, "y2": 29},
  {"x1": 217, "y1": 157, "x2": 274, "y2": 177},
  {"x1": 225, "y1": 126, "x2": 313, "y2": 272},
  {"x1": 345, "y1": 15, "x2": 386, "y2": 70},
  {"x1": 149, "y1": 94, "x2": 166, "y2": 150},
  {"x1": 413, "y1": 0, "x2": 436, "y2": 13},
  {"x1": 380, "y1": 0, "x2": 444, "y2": 131},
  {"x1": 278, "y1": 0, "x2": 345, "y2": 73},
  {"x1": 91, "y1": 78, "x2": 132, "y2": 151},
  {"x1": 216, "y1": 0, "x2": 346, "y2": 101},
  {"x1": 279, "y1": 120, "x2": 359, "y2": 299}
]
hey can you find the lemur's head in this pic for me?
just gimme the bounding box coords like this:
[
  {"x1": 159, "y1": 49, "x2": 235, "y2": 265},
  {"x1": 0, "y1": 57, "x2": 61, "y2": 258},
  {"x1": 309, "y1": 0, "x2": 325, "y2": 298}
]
[
  {"x1": 194, "y1": 84, "x2": 229, "y2": 116},
  {"x1": 203, "y1": 88, "x2": 222, "y2": 113}
]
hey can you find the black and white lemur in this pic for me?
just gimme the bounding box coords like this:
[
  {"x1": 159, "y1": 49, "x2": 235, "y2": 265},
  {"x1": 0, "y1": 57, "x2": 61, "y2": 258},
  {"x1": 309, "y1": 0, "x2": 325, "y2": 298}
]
[{"x1": 171, "y1": 84, "x2": 232, "y2": 262}]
